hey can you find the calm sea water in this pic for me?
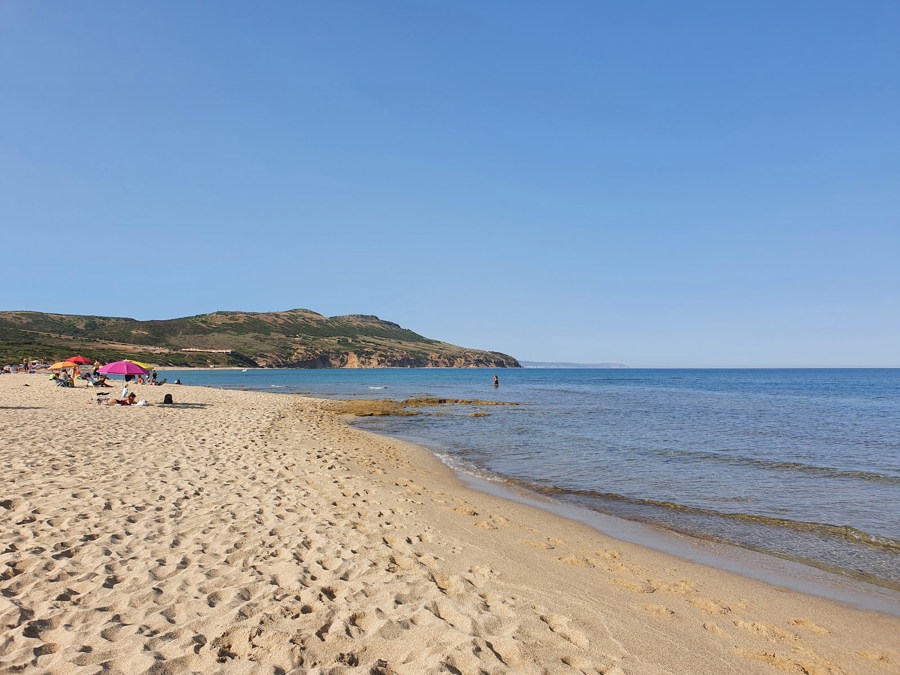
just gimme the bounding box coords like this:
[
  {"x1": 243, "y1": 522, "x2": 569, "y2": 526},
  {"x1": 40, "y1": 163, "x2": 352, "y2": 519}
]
[{"x1": 159, "y1": 368, "x2": 900, "y2": 591}]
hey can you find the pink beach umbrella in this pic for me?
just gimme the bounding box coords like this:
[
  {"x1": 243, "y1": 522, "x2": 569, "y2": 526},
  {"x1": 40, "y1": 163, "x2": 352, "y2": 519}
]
[
  {"x1": 98, "y1": 361, "x2": 150, "y2": 396},
  {"x1": 98, "y1": 360, "x2": 150, "y2": 379}
]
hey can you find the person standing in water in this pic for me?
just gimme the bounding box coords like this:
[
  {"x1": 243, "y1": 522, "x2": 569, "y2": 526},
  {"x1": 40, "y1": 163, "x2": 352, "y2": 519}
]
[{"x1": 493, "y1": 374, "x2": 499, "y2": 387}]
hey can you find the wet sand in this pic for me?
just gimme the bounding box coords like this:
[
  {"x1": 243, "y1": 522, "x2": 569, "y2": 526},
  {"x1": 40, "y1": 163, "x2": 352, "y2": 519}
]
[{"x1": 1, "y1": 373, "x2": 897, "y2": 673}]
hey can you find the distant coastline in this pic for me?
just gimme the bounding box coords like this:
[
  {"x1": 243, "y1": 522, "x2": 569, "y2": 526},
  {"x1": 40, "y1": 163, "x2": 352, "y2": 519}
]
[{"x1": 519, "y1": 361, "x2": 629, "y2": 369}]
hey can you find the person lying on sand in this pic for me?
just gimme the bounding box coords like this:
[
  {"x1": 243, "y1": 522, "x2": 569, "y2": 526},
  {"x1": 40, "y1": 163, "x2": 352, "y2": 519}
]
[{"x1": 102, "y1": 393, "x2": 137, "y2": 406}]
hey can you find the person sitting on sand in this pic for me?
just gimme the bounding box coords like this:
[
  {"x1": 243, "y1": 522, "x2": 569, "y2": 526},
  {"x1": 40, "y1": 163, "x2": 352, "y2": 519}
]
[{"x1": 86, "y1": 373, "x2": 111, "y2": 387}]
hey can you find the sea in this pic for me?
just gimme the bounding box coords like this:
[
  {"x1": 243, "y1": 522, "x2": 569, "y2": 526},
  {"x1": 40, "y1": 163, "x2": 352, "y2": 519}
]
[{"x1": 158, "y1": 367, "x2": 900, "y2": 611}]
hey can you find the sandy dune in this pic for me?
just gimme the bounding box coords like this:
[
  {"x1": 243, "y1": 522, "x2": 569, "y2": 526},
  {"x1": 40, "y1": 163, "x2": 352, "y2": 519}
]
[{"x1": 1, "y1": 373, "x2": 897, "y2": 673}]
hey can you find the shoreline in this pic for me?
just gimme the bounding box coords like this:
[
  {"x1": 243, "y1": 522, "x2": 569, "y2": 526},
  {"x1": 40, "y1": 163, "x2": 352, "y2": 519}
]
[
  {"x1": 1, "y1": 373, "x2": 897, "y2": 673},
  {"x1": 450, "y1": 467, "x2": 900, "y2": 617},
  {"x1": 386, "y1": 430, "x2": 900, "y2": 614}
]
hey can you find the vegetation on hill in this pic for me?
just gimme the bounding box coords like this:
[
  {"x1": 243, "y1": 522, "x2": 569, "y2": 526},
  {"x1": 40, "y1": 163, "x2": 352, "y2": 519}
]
[{"x1": 0, "y1": 309, "x2": 520, "y2": 369}]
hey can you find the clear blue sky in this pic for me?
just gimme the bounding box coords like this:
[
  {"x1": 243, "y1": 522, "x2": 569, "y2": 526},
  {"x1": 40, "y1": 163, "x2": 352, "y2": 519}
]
[{"x1": 2, "y1": 2, "x2": 898, "y2": 367}]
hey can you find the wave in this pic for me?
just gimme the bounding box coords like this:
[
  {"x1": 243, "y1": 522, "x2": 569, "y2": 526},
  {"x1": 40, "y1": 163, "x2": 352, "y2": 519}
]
[
  {"x1": 434, "y1": 452, "x2": 505, "y2": 483},
  {"x1": 522, "y1": 483, "x2": 900, "y2": 553},
  {"x1": 649, "y1": 448, "x2": 900, "y2": 484}
]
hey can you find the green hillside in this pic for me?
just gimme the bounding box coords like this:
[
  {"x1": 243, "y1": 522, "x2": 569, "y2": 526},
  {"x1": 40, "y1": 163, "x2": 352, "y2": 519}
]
[{"x1": 0, "y1": 309, "x2": 520, "y2": 369}]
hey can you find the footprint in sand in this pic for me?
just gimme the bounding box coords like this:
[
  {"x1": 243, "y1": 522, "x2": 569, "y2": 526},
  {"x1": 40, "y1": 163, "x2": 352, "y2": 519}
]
[
  {"x1": 23, "y1": 616, "x2": 63, "y2": 639},
  {"x1": 473, "y1": 514, "x2": 508, "y2": 530},
  {"x1": 389, "y1": 553, "x2": 417, "y2": 571},
  {"x1": 99, "y1": 622, "x2": 134, "y2": 642},
  {"x1": 479, "y1": 592, "x2": 517, "y2": 618},
  {"x1": 856, "y1": 650, "x2": 897, "y2": 665},
  {"x1": 655, "y1": 579, "x2": 696, "y2": 595},
  {"x1": 592, "y1": 548, "x2": 621, "y2": 560},
  {"x1": 735, "y1": 648, "x2": 826, "y2": 674},
  {"x1": 430, "y1": 572, "x2": 467, "y2": 597},
  {"x1": 522, "y1": 539, "x2": 555, "y2": 550},
  {"x1": 562, "y1": 654, "x2": 615, "y2": 673},
  {"x1": 733, "y1": 619, "x2": 795, "y2": 642},
  {"x1": 415, "y1": 552, "x2": 439, "y2": 569},
  {"x1": 787, "y1": 617, "x2": 829, "y2": 635},
  {"x1": 539, "y1": 613, "x2": 589, "y2": 648},
  {"x1": 688, "y1": 597, "x2": 731, "y2": 615},
  {"x1": 639, "y1": 604, "x2": 676, "y2": 618},
  {"x1": 427, "y1": 598, "x2": 475, "y2": 633},
  {"x1": 557, "y1": 555, "x2": 595, "y2": 568},
  {"x1": 612, "y1": 578, "x2": 656, "y2": 593}
]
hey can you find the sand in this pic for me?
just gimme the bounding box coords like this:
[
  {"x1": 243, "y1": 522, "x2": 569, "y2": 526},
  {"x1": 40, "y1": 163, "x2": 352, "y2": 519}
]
[{"x1": 1, "y1": 373, "x2": 897, "y2": 674}]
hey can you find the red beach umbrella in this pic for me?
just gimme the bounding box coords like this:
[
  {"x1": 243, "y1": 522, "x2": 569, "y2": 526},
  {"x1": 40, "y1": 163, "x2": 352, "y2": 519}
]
[{"x1": 67, "y1": 355, "x2": 93, "y2": 365}]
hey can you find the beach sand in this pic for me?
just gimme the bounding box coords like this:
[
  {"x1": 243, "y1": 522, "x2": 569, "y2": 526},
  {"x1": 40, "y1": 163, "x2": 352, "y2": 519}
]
[{"x1": 1, "y1": 374, "x2": 897, "y2": 674}]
